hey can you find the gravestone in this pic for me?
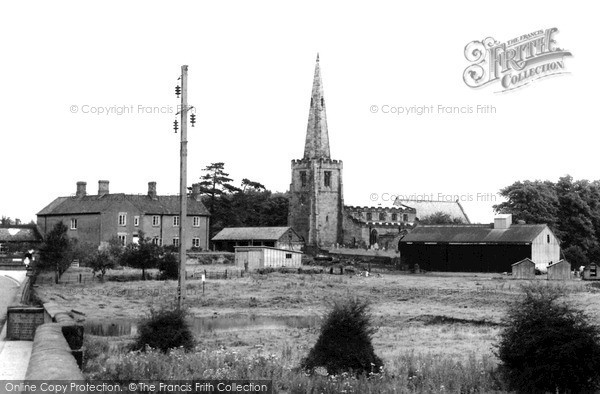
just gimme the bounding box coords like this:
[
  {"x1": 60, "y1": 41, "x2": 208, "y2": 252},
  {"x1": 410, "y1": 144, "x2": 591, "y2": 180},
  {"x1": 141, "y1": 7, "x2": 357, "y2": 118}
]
[{"x1": 6, "y1": 306, "x2": 45, "y2": 340}]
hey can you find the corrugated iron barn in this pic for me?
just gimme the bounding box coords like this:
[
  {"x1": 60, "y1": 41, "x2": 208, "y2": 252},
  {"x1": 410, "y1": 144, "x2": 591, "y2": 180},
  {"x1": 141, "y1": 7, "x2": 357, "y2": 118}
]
[
  {"x1": 399, "y1": 215, "x2": 560, "y2": 273},
  {"x1": 512, "y1": 258, "x2": 536, "y2": 279},
  {"x1": 547, "y1": 259, "x2": 571, "y2": 280},
  {"x1": 235, "y1": 246, "x2": 303, "y2": 270}
]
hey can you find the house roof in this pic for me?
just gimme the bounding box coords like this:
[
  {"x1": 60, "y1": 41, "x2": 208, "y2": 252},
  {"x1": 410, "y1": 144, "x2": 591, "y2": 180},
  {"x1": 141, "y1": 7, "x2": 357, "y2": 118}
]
[
  {"x1": 394, "y1": 199, "x2": 470, "y2": 223},
  {"x1": 212, "y1": 227, "x2": 297, "y2": 241},
  {"x1": 399, "y1": 224, "x2": 548, "y2": 244},
  {"x1": 37, "y1": 194, "x2": 210, "y2": 216},
  {"x1": 0, "y1": 225, "x2": 43, "y2": 243}
]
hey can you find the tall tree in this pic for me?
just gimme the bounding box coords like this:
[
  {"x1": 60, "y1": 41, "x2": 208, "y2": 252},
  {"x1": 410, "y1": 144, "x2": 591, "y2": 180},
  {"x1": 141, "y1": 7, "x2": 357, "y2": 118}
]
[
  {"x1": 494, "y1": 180, "x2": 559, "y2": 228},
  {"x1": 39, "y1": 222, "x2": 72, "y2": 282},
  {"x1": 197, "y1": 162, "x2": 241, "y2": 212}
]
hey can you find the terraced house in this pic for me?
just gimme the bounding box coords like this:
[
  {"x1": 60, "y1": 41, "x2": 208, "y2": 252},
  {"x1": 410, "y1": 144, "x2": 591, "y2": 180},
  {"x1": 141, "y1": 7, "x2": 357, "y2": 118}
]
[{"x1": 37, "y1": 180, "x2": 210, "y2": 250}]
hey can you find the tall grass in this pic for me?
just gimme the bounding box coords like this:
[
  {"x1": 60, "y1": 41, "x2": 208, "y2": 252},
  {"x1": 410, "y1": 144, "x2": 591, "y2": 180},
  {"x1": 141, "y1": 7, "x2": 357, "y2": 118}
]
[{"x1": 85, "y1": 338, "x2": 503, "y2": 393}]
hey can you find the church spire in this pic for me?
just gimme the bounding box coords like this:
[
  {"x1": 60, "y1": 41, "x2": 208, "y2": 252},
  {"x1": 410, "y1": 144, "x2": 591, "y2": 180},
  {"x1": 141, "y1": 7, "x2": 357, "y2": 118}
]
[{"x1": 303, "y1": 53, "x2": 331, "y2": 159}]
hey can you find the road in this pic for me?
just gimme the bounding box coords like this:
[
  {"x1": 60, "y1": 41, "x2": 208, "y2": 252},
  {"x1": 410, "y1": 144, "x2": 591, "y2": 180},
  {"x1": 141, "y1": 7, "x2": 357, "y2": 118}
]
[{"x1": 0, "y1": 271, "x2": 25, "y2": 327}]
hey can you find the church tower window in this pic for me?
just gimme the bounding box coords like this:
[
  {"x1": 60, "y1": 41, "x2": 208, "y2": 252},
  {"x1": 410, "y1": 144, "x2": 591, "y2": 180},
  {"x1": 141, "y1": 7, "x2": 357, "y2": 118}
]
[
  {"x1": 324, "y1": 171, "x2": 331, "y2": 187},
  {"x1": 300, "y1": 171, "x2": 307, "y2": 187}
]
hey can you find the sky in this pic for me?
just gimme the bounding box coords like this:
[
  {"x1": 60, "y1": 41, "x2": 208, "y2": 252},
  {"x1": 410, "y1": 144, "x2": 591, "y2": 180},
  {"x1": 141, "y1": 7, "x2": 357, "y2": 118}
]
[{"x1": 1, "y1": 1, "x2": 598, "y2": 224}]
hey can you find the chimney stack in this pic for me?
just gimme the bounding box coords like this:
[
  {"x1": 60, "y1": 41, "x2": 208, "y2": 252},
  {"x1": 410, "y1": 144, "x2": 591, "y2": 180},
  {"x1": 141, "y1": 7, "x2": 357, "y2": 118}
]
[
  {"x1": 98, "y1": 180, "x2": 109, "y2": 196},
  {"x1": 148, "y1": 181, "x2": 157, "y2": 199},
  {"x1": 76, "y1": 181, "x2": 87, "y2": 197},
  {"x1": 191, "y1": 183, "x2": 202, "y2": 201}
]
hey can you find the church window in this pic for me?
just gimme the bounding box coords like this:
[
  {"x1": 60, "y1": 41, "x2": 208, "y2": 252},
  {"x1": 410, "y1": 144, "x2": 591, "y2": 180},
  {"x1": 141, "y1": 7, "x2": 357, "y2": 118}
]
[
  {"x1": 366, "y1": 213, "x2": 372, "y2": 221},
  {"x1": 300, "y1": 195, "x2": 306, "y2": 205},
  {"x1": 300, "y1": 171, "x2": 307, "y2": 187},
  {"x1": 392, "y1": 213, "x2": 398, "y2": 221},
  {"x1": 324, "y1": 171, "x2": 331, "y2": 187},
  {"x1": 379, "y1": 212, "x2": 386, "y2": 221},
  {"x1": 403, "y1": 213, "x2": 408, "y2": 222}
]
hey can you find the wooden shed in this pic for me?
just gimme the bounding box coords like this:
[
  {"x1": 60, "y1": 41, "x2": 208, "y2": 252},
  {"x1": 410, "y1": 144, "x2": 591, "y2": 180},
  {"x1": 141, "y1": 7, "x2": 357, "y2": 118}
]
[
  {"x1": 512, "y1": 258, "x2": 535, "y2": 279},
  {"x1": 547, "y1": 259, "x2": 571, "y2": 280},
  {"x1": 582, "y1": 263, "x2": 600, "y2": 281},
  {"x1": 234, "y1": 246, "x2": 303, "y2": 270}
]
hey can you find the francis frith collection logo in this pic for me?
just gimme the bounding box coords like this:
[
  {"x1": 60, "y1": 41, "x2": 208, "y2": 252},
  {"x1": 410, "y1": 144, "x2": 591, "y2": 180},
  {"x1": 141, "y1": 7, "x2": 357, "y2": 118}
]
[{"x1": 463, "y1": 28, "x2": 572, "y2": 92}]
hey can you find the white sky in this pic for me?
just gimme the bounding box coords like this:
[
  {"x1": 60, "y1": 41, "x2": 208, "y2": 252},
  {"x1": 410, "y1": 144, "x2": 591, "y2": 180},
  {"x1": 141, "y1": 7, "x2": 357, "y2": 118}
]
[{"x1": 1, "y1": 1, "x2": 598, "y2": 224}]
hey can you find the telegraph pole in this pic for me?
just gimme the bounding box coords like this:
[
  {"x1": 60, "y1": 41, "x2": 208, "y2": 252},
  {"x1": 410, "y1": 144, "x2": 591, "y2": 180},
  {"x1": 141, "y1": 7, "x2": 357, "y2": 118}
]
[{"x1": 178, "y1": 65, "x2": 189, "y2": 309}]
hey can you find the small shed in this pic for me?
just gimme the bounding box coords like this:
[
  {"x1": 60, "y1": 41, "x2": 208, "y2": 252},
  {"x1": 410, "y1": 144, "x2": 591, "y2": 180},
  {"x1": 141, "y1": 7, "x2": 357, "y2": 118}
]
[
  {"x1": 512, "y1": 258, "x2": 535, "y2": 279},
  {"x1": 547, "y1": 259, "x2": 571, "y2": 280},
  {"x1": 582, "y1": 263, "x2": 600, "y2": 281},
  {"x1": 234, "y1": 246, "x2": 303, "y2": 270}
]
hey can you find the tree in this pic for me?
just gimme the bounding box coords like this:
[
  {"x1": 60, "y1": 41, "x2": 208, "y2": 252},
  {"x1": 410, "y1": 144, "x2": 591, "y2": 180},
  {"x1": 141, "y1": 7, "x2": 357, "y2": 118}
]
[
  {"x1": 494, "y1": 180, "x2": 559, "y2": 227},
  {"x1": 120, "y1": 232, "x2": 161, "y2": 280},
  {"x1": 196, "y1": 162, "x2": 241, "y2": 212},
  {"x1": 241, "y1": 178, "x2": 265, "y2": 192},
  {"x1": 418, "y1": 211, "x2": 464, "y2": 225},
  {"x1": 89, "y1": 251, "x2": 115, "y2": 280},
  {"x1": 495, "y1": 284, "x2": 600, "y2": 393},
  {"x1": 1, "y1": 216, "x2": 13, "y2": 225},
  {"x1": 39, "y1": 222, "x2": 72, "y2": 282},
  {"x1": 301, "y1": 298, "x2": 383, "y2": 375}
]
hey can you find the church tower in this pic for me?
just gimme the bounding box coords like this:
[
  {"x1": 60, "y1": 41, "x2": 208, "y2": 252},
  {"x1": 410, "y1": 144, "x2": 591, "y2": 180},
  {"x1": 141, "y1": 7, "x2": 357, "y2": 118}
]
[{"x1": 289, "y1": 54, "x2": 344, "y2": 248}]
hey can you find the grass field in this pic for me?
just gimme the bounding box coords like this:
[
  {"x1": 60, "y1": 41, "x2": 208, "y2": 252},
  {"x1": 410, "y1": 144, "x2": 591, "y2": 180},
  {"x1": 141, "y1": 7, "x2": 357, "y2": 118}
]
[{"x1": 34, "y1": 265, "x2": 600, "y2": 392}]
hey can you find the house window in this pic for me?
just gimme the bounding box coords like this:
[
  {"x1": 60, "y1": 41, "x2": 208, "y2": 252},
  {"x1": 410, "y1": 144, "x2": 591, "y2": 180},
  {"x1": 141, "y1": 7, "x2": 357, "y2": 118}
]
[
  {"x1": 173, "y1": 216, "x2": 180, "y2": 227},
  {"x1": 118, "y1": 213, "x2": 127, "y2": 226},
  {"x1": 134, "y1": 216, "x2": 139, "y2": 227},
  {"x1": 0, "y1": 244, "x2": 7, "y2": 254},
  {"x1": 547, "y1": 234, "x2": 550, "y2": 243},
  {"x1": 392, "y1": 213, "x2": 398, "y2": 221},
  {"x1": 193, "y1": 216, "x2": 200, "y2": 227},
  {"x1": 324, "y1": 171, "x2": 331, "y2": 187},
  {"x1": 152, "y1": 237, "x2": 162, "y2": 246},
  {"x1": 152, "y1": 216, "x2": 160, "y2": 227},
  {"x1": 118, "y1": 234, "x2": 126, "y2": 246},
  {"x1": 285, "y1": 253, "x2": 292, "y2": 259},
  {"x1": 70, "y1": 219, "x2": 77, "y2": 230},
  {"x1": 173, "y1": 238, "x2": 180, "y2": 247},
  {"x1": 192, "y1": 238, "x2": 200, "y2": 248},
  {"x1": 300, "y1": 171, "x2": 307, "y2": 187},
  {"x1": 379, "y1": 212, "x2": 386, "y2": 221},
  {"x1": 366, "y1": 212, "x2": 372, "y2": 221}
]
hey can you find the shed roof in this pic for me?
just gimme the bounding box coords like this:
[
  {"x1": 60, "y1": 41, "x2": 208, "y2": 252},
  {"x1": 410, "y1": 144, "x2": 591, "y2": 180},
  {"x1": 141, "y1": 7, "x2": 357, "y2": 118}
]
[
  {"x1": 400, "y1": 224, "x2": 548, "y2": 244},
  {"x1": 512, "y1": 258, "x2": 535, "y2": 266},
  {"x1": 548, "y1": 259, "x2": 570, "y2": 268},
  {"x1": 394, "y1": 199, "x2": 470, "y2": 223},
  {"x1": 37, "y1": 194, "x2": 209, "y2": 216},
  {"x1": 212, "y1": 227, "x2": 297, "y2": 241},
  {"x1": 0, "y1": 225, "x2": 43, "y2": 243}
]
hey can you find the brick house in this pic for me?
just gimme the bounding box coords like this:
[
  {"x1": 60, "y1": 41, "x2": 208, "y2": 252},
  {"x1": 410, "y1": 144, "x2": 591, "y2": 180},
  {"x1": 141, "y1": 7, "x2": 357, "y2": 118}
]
[{"x1": 37, "y1": 180, "x2": 210, "y2": 250}]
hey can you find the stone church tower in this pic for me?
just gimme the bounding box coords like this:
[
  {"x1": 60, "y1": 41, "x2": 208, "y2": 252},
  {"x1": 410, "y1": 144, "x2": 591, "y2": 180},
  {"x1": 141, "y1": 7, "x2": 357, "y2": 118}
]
[{"x1": 289, "y1": 55, "x2": 344, "y2": 248}]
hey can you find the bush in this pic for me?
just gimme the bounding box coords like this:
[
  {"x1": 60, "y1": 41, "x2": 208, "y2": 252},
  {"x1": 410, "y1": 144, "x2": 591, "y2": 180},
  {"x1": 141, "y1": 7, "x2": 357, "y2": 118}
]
[
  {"x1": 158, "y1": 252, "x2": 179, "y2": 280},
  {"x1": 132, "y1": 307, "x2": 195, "y2": 353},
  {"x1": 301, "y1": 298, "x2": 383, "y2": 375},
  {"x1": 495, "y1": 284, "x2": 600, "y2": 393}
]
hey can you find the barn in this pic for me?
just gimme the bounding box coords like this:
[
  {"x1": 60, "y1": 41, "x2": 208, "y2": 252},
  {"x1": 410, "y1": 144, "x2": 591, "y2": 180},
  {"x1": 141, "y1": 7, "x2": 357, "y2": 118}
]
[
  {"x1": 512, "y1": 258, "x2": 535, "y2": 279},
  {"x1": 399, "y1": 215, "x2": 560, "y2": 273},
  {"x1": 234, "y1": 246, "x2": 303, "y2": 270},
  {"x1": 212, "y1": 227, "x2": 304, "y2": 252},
  {"x1": 547, "y1": 259, "x2": 571, "y2": 280}
]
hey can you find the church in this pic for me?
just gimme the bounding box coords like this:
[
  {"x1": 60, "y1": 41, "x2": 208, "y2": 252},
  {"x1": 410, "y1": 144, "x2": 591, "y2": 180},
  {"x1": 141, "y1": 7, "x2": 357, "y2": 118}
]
[{"x1": 288, "y1": 55, "x2": 469, "y2": 251}]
